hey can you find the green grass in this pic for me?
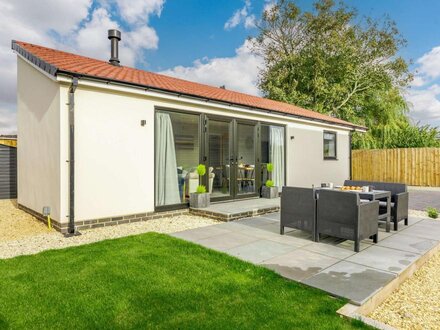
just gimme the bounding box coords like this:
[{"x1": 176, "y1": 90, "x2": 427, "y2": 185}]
[{"x1": 0, "y1": 233, "x2": 369, "y2": 329}]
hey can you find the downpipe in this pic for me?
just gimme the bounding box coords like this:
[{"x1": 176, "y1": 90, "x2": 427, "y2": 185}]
[{"x1": 66, "y1": 77, "x2": 81, "y2": 237}]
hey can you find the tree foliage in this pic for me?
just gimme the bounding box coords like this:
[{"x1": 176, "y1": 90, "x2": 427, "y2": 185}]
[
  {"x1": 352, "y1": 122, "x2": 440, "y2": 149},
  {"x1": 251, "y1": 0, "x2": 440, "y2": 148}
]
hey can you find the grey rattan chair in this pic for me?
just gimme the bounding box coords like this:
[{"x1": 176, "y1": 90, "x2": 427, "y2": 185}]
[
  {"x1": 344, "y1": 180, "x2": 409, "y2": 231},
  {"x1": 317, "y1": 189, "x2": 379, "y2": 252},
  {"x1": 280, "y1": 187, "x2": 317, "y2": 241}
]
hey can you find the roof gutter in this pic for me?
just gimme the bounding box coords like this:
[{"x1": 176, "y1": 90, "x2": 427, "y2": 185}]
[{"x1": 66, "y1": 76, "x2": 80, "y2": 237}]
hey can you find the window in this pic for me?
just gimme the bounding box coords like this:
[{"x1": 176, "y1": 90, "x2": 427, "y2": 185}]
[{"x1": 323, "y1": 131, "x2": 337, "y2": 159}]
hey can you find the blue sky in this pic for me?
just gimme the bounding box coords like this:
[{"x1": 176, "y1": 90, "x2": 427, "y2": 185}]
[{"x1": 1, "y1": 0, "x2": 439, "y2": 133}]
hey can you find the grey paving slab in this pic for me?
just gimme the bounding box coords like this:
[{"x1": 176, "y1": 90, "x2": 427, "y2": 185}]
[
  {"x1": 252, "y1": 222, "x2": 282, "y2": 234},
  {"x1": 196, "y1": 232, "x2": 259, "y2": 251},
  {"x1": 376, "y1": 229, "x2": 394, "y2": 241},
  {"x1": 259, "y1": 212, "x2": 280, "y2": 221},
  {"x1": 336, "y1": 239, "x2": 373, "y2": 252},
  {"x1": 171, "y1": 226, "x2": 231, "y2": 242},
  {"x1": 407, "y1": 216, "x2": 425, "y2": 226},
  {"x1": 303, "y1": 242, "x2": 357, "y2": 259},
  {"x1": 377, "y1": 233, "x2": 438, "y2": 255},
  {"x1": 285, "y1": 229, "x2": 314, "y2": 240},
  {"x1": 227, "y1": 239, "x2": 297, "y2": 263},
  {"x1": 345, "y1": 245, "x2": 419, "y2": 274},
  {"x1": 399, "y1": 219, "x2": 440, "y2": 240},
  {"x1": 303, "y1": 261, "x2": 396, "y2": 305},
  {"x1": 260, "y1": 232, "x2": 313, "y2": 248},
  {"x1": 198, "y1": 198, "x2": 280, "y2": 215},
  {"x1": 171, "y1": 207, "x2": 440, "y2": 305},
  {"x1": 261, "y1": 249, "x2": 340, "y2": 281},
  {"x1": 236, "y1": 217, "x2": 277, "y2": 226}
]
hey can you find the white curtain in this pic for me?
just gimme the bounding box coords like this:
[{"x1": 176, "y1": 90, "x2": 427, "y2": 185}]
[
  {"x1": 269, "y1": 126, "x2": 285, "y2": 190},
  {"x1": 155, "y1": 113, "x2": 181, "y2": 206}
]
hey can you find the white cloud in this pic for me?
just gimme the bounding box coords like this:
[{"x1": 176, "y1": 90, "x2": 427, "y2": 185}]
[
  {"x1": 263, "y1": 0, "x2": 276, "y2": 13},
  {"x1": 406, "y1": 45, "x2": 440, "y2": 127},
  {"x1": 416, "y1": 46, "x2": 440, "y2": 82},
  {"x1": 0, "y1": 103, "x2": 16, "y2": 134},
  {"x1": 72, "y1": 7, "x2": 159, "y2": 67},
  {"x1": 0, "y1": 0, "x2": 163, "y2": 134},
  {"x1": 224, "y1": 0, "x2": 256, "y2": 30},
  {"x1": 113, "y1": 0, "x2": 164, "y2": 24},
  {"x1": 160, "y1": 39, "x2": 262, "y2": 96},
  {"x1": 406, "y1": 84, "x2": 440, "y2": 127}
]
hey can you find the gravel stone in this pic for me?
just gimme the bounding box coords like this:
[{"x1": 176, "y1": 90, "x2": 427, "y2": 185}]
[
  {"x1": 370, "y1": 249, "x2": 440, "y2": 329},
  {"x1": 0, "y1": 199, "x2": 51, "y2": 242},
  {"x1": 0, "y1": 200, "x2": 221, "y2": 259}
]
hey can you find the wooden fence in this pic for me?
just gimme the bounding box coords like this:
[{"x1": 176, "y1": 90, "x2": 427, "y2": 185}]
[{"x1": 352, "y1": 148, "x2": 440, "y2": 187}]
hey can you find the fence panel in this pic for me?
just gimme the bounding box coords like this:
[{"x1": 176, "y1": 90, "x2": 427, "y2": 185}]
[{"x1": 352, "y1": 148, "x2": 440, "y2": 187}]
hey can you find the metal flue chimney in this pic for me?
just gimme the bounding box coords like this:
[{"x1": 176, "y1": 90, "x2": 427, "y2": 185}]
[{"x1": 108, "y1": 29, "x2": 121, "y2": 66}]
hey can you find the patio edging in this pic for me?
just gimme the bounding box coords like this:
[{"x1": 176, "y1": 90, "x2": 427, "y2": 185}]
[
  {"x1": 189, "y1": 206, "x2": 280, "y2": 221},
  {"x1": 337, "y1": 237, "x2": 440, "y2": 328}
]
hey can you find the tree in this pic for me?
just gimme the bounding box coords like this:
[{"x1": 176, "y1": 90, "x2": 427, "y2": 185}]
[
  {"x1": 251, "y1": 0, "x2": 422, "y2": 141},
  {"x1": 352, "y1": 122, "x2": 440, "y2": 149}
]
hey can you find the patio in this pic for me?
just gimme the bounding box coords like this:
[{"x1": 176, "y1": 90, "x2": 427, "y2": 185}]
[{"x1": 172, "y1": 210, "x2": 440, "y2": 306}]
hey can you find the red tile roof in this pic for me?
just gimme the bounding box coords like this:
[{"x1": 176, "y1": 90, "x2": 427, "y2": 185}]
[{"x1": 13, "y1": 41, "x2": 365, "y2": 129}]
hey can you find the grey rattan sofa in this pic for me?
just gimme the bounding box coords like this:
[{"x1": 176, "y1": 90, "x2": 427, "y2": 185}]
[
  {"x1": 280, "y1": 187, "x2": 316, "y2": 241},
  {"x1": 317, "y1": 189, "x2": 379, "y2": 252},
  {"x1": 344, "y1": 180, "x2": 409, "y2": 230}
]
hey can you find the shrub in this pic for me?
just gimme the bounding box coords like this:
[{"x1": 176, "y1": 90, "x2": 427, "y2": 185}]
[
  {"x1": 427, "y1": 207, "x2": 439, "y2": 219},
  {"x1": 196, "y1": 185, "x2": 207, "y2": 194},
  {"x1": 266, "y1": 163, "x2": 274, "y2": 173},
  {"x1": 265, "y1": 180, "x2": 274, "y2": 188},
  {"x1": 197, "y1": 164, "x2": 206, "y2": 176}
]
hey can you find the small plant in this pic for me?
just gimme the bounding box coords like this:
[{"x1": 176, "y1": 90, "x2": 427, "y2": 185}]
[
  {"x1": 266, "y1": 163, "x2": 274, "y2": 173},
  {"x1": 265, "y1": 180, "x2": 274, "y2": 188},
  {"x1": 196, "y1": 164, "x2": 206, "y2": 177},
  {"x1": 196, "y1": 164, "x2": 207, "y2": 194},
  {"x1": 427, "y1": 207, "x2": 439, "y2": 219}
]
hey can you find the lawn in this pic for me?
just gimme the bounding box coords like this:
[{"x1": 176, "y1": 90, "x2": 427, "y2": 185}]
[{"x1": 0, "y1": 233, "x2": 368, "y2": 329}]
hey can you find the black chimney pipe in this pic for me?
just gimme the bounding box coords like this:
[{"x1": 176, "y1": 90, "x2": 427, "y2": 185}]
[{"x1": 108, "y1": 29, "x2": 121, "y2": 66}]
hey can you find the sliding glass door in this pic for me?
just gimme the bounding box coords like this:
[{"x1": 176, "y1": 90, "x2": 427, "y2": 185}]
[
  {"x1": 155, "y1": 109, "x2": 285, "y2": 209},
  {"x1": 205, "y1": 117, "x2": 259, "y2": 201},
  {"x1": 207, "y1": 118, "x2": 233, "y2": 199},
  {"x1": 236, "y1": 122, "x2": 258, "y2": 197}
]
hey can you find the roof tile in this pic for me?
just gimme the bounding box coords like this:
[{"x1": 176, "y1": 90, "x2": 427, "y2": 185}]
[{"x1": 13, "y1": 41, "x2": 365, "y2": 129}]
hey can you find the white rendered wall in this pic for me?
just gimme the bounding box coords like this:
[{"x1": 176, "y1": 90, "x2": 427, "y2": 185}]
[
  {"x1": 68, "y1": 87, "x2": 155, "y2": 221},
  {"x1": 17, "y1": 58, "x2": 62, "y2": 220},
  {"x1": 286, "y1": 123, "x2": 350, "y2": 188},
  {"x1": 62, "y1": 81, "x2": 351, "y2": 221}
]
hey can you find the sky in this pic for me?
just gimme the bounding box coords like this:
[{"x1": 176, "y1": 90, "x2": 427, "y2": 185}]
[{"x1": 1, "y1": 0, "x2": 440, "y2": 134}]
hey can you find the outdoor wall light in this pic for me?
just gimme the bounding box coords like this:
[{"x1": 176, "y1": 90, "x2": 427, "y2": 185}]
[
  {"x1": 290, "y1": 136, "x2": 295, "y2": 140},
  {"x1": 140, "y1": 120, "x2": 146, "y2": 126}
]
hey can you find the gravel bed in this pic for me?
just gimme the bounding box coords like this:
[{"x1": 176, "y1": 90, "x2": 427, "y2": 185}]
[
  {"x1": 0, "y1": 214, "x2": 221, "y2": 259},
  {"x1": 370, "y1": 248, "x2": 440, "y2": 329},
  {"x1": 408, "y1": 209, "x2": 429, "y2": 218},
  {"x1": 0, "y1": 199, "x2": 51, "y2": 242}
]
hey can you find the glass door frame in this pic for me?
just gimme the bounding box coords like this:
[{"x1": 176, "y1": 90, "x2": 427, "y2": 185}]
[
  {"x1": 233, "y1": 119, "x2": 261, "y2": 200},
  {"x1": 203, "y1": 114, "x2": 261, "y2": 202}
]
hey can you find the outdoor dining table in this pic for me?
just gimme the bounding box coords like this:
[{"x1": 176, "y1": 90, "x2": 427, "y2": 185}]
[
  {"x1": 358, "y1": 190, "x2": 391, "y2": 232},
  {"x1": 315, "y1": 188, "x2": 392, "y2": 232}
]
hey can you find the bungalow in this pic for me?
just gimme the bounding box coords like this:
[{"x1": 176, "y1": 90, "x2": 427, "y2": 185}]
[{"x1": 12, "y1": 30, "x2": 365, "y2": 234}]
